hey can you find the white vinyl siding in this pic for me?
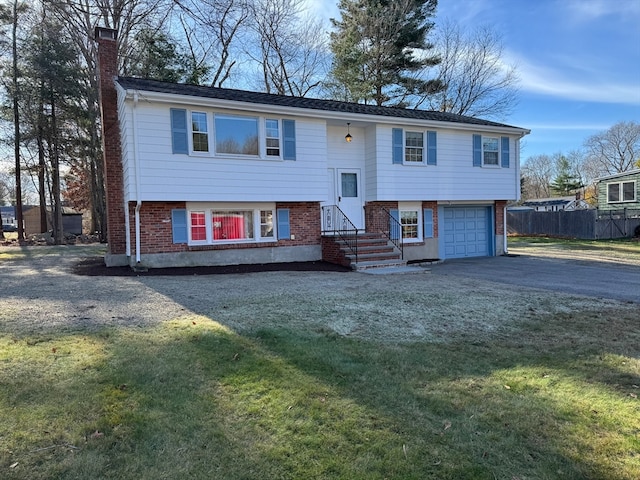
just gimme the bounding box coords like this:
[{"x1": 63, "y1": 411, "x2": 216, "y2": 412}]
[
  {"x1": 370, "y1": 127, "x2": 519, "y2": 202},
  {"x1": 121, "y1": 101, "x2": 326, "y2": 202}
]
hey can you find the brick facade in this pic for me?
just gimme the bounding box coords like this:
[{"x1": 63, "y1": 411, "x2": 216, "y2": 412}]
[
  {"x1": 126, "y1": 201, "x2": 321, "y2": 257},
  {"x1": 495, "y1": 200, "x2": 507, "y2": 235}
]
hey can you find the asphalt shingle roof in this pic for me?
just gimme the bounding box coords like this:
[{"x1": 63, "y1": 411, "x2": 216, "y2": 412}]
[{"x1": 116, "y1": 77, "x2": 526, "y2": 130}]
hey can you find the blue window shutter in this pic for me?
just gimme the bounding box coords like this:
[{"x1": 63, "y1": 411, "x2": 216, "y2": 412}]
[
  {"x1": 501, "y1": 136, "x2": 510, "y2": 168},
  {"x1": 277, "y1": 209, "x2": 290, "y2": 239},
  {"x1": 473, "y1": 134, "x2": 482, "y2": 167},
  {"x1": 170, "y1": 109, "x2": 188, "y2": 154},
  {"x1": 390, "y1": 208, "x2": 400, "y2": 240},
  {"x1": 171, "y1": 209, "x2": 188, "y2": 243},
  {"x1": 423, "y1": 208, "x2": 434, "y2": 238},
  {"x1": 283, "y1": 120, "x2": 296, "y2": 160},
  {"x1": 427, "y1": 131, "x2": 437, "y2": 165},
  {"x1": 392, "y1": 128, "x2": 403, "y2": 164}
]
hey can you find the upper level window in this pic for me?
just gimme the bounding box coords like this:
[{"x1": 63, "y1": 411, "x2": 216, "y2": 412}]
[
  {"x1": 191, "y1": 112, "x2": 209, "y2": 152},
  {"x1": 392, "y1": 128, "x2": 436, "y2": 165},
  {"x1": 265, "y1": 119, "x2": 280, "y2": 157},
  {"x1": 215, "y1": 114, "x2": 259, "y2": 155},
  {"x1": 171, "y1": 109, "x2": 294, "y2": 159},
  {"x1": 405, "y1": 132, "x2": 424, "y2": 163},
  {"x1": 607, "y1": 181, "x2": 636, "y2": 203},
  {"x1": 482, "y1": 137, "x2": 499, "y2": 165}
]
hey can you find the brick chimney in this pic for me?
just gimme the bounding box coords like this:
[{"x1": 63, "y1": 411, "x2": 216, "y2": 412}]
[{"x1": 95, "y1": 27, "x2": 126, "y2": 260}]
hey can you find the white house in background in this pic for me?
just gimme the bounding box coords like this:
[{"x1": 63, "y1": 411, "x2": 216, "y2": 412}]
[
  {"x1": 522, "y1": 196, "x2": 591, "y2": 212},
  {"x1": 95, "y1": 27, "x2": 530, "y2": 269}
]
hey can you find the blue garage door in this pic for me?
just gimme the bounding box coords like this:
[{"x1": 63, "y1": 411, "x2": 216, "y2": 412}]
[{"x1": 443, "y1": 206, "x2": 492, "y2": 258}]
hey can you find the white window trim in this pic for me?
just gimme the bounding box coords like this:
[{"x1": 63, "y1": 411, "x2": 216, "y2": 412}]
[
  {"x1": 404, "y1": 130, "x2": 425, "y2": 164},
  {"x1": 398, "y1": 202, "x2": 422, "y2": 243},
  {"x1": 482, "y1": 136, "x2": 500, "y2": 167},
  {"x1": 189, "y1": 111, "x2": 211, "y2": 156},
  {"x1": 607, "y1": 180, "x2": 636, "y2": 203},
  {"x1": 265, "y1": 118, "x2": 282, "y2": 159},
  {"x1": 185, "y1": 202, "x2": 277, "y2": 246},
  {"x1": 183, "y1": 110, "x2": 288, "y2": 160}
]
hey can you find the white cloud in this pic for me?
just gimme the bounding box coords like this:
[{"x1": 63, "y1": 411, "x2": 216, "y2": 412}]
[
  {"x1": 564, "y1": 0, "x2": 640, "y2": 22},
  {"x1": 507, "y1": 51, "x2": 640, "y2": 105}
]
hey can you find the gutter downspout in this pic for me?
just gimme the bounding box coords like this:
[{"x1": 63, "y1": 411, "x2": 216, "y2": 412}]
[
  {"x1": 503, "y1": 204, "x2": 508, "y2": 255},
  {"x1": 132, "y1": 92, "x2": 142, "y2": 264},
  {"x1": 506, "y1": 132, "x2": 527, "y2": 255}
]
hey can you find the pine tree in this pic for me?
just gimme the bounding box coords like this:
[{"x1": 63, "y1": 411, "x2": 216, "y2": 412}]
[
  {"x1": 329, "y1": 0, "x2": 441, "y2": 106},
  {"x1": 550, "y1": 156, "x2": 583, "y2": 195}
]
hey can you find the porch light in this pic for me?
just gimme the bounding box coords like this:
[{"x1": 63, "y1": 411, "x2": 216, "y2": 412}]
[{"x1": 345, "y1": 123, "x2": 353, "y2": 143}]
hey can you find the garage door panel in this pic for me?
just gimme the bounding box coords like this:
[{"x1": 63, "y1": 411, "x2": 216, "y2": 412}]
[{"x1": 443, "y1": 206, "x2": 493, "y2": 259}]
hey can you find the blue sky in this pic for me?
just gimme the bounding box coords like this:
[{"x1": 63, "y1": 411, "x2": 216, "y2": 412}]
[{"x1": 305, "y1": 0, "x2": 640, "y2": 162}]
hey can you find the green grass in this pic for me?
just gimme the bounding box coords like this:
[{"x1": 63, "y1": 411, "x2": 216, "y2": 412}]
[
  {"x1": 1, "y1": 306, "x2": 639, "y2": 479},
  {"x1": 509, "y1": 236, "x2": 640, "y2": 262}
]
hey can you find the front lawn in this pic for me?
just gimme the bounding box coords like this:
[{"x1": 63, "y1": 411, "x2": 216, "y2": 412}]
[
  {"x1": 2, "y1": 309, "x2": 639, "y2": 479},
  {"x1": 509, "y1": 236, "x2": 640, "y2": 263}
]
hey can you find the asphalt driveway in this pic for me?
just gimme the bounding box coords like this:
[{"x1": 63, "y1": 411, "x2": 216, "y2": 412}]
[{"x1": 429, "y1": 253, "x2": 640, "y2": 304}]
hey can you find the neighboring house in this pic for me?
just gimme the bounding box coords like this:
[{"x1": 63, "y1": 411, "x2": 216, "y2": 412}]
[
  {"x1": 1, "y1": 206, "x2": 17, "y2": 227},
  {"x1": 95, "y1": 27, "x2": 530, "y2": 268},
  {"x1": 596, "y1": 169, "x2": 640, "y2": 212},
  {"x1": 522, "y1": 196, "x2": 590, "y2": 212},
  {"x1": 1, "y1": 205, "x2": 83, "y2": 235}
]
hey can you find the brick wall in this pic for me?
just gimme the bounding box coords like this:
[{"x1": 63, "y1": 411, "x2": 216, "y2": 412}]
[
  {"x1": 495, "y1": 200, "x2": 507, "y2": 235},
  {"x1": 365, "y1": 201, "x2": 439, "y2": 238},
  {"x1": 127, "y1": 201, "x2": 321, "y2": 256},
  {"x1": 364, "y1": 201, "x2": 397, "y2": 232},
  {"x1": 95, "y1": 28, "x2": 126, "y2": 255},
  {"x1": 277, "y1": 202, "x2": 322, "y2": 246}
]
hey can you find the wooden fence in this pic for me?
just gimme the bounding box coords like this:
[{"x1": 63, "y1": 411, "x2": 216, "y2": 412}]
[{"x1": 507, "y1": 208, "x2": 640, "y2": 240}]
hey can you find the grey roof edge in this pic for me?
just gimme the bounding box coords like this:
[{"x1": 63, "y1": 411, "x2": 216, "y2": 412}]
[
  {"x1": 595, "y1": 169, "x2": 640, "y2": 182},
  {"x1": 116, "y1": 76, "x2": 529, "y2": 132}
]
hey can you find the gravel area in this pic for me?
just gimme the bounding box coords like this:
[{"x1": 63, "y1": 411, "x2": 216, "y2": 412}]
[{"x1": 1, "y1": 244, "x2": 636, "y2": 343}]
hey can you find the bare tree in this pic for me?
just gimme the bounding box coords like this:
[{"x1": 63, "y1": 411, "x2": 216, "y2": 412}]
[
  {"x1": 45, "y1": 0, "x2": 171, "y2": 239},
  {"x1": 584, "y1": 121, "x2": 640, "y2": 176},
  {"x1": 172, "y1": 0, "x2": 250, "y2": 87},
  {"x1": 418, "y1": 20, "x2": 519, "y2": 120},
  {"x1": 521, "y1": 154, "x2": 555, "y2": 199},
  {"x1": 248, "y1": 0, "x2": 328, "y2": 97}
]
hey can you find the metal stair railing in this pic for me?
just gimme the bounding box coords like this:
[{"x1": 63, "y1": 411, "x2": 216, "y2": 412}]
[
  {"x1": 321, "y1": 205, "x2": 359, "y2": 263},
  {"x1": 375, "y1": 207, "x2": 404, "y2": 259}
]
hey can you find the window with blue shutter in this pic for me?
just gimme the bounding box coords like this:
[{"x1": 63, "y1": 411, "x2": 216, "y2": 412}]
[
  {"x1": 423, "y1": 208, "x2": 434, "y2": 238},
  {"x1": 170, "y1": 109, "x2": 188, "y2": 154},
  {"x1": 501, "y1": 136, "x2": 510, "y2": 168},
  {"x1": 171, "y1": 209, "x2": 188, "y2": 243},
  {"x1": 427, "y1": 131, "x2": 437, "y2": 165},
  {"x1": 282, "y1": 120, "x2": 296, "y2": 160},
  {"x1": 473, "y1": 134, "x2": 482, "y2": 167},
  {"x1": 389, "y1": 208, "x2": 401, "y2": 240},
  {"x1": 277, "y1": 208, "x2": 290, "y2": 239},
  {"x1": 392, "y1": 128, "x2": 403, "y2": 164}
]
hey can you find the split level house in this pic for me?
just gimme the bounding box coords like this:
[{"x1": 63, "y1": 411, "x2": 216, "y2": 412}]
[{"x1": 95, "y1": 27, "x2": 530, "y2": 269}]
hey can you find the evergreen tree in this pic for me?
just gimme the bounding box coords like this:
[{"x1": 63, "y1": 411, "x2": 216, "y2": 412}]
[
  {"x1": 125, "y1": 28, "x2": 205, "y2": 83},
  {"x1": 550, "y1": 156, "x2": 583, "y2": 195},
  {"x1": 329, "y1": 0, "x2": 442, "y2": 106}
]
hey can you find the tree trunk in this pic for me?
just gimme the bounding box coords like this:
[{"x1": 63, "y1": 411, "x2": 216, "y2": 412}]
[
  {"x1": 49, "y1": 85, "x2": 63, "y2": 244},
  {"x1": 12, "y1": 0, "x2": 23, "y2": 241}
]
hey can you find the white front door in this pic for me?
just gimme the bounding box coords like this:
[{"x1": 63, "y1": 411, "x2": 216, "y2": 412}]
[{"x1": 337, "y1": 169, "x2": 364, "y2": 229}]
